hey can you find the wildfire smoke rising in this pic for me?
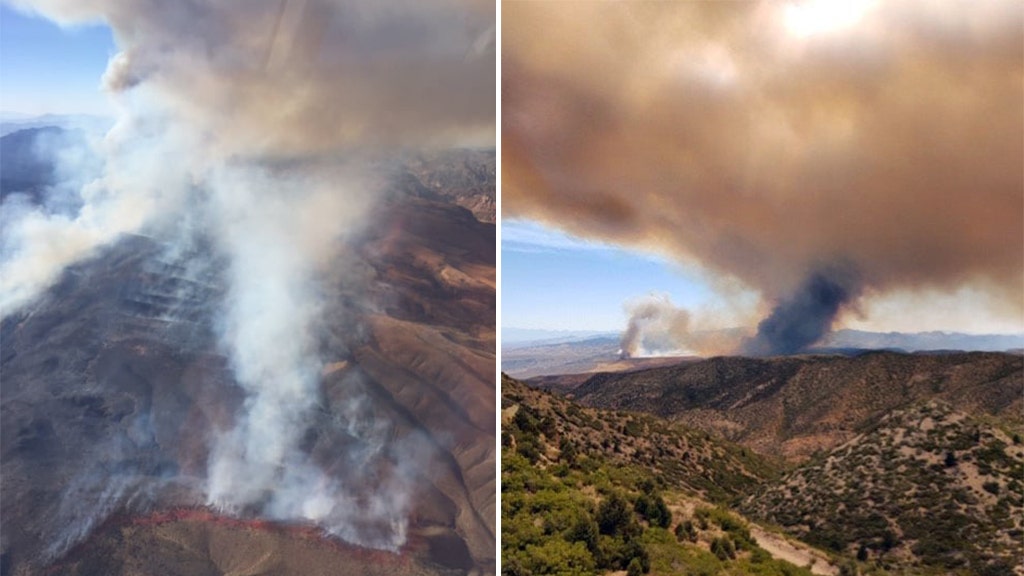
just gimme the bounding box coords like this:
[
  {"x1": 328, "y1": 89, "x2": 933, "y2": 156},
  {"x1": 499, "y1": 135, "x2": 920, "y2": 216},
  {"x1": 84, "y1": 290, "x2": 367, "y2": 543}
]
[
  {"x1": 504, "y1": 0, "x2": 1023, "y2": 352},
  {"x1": 620, "y1": 294, "x2": 692, "y2": 358},
  {"x1": 2, "y1": 0, "x2": 494, "y2": 553},
  {"x1": 619, "y1": 293, "x2": 747, "y2": 358},
  {"x1": 742, "y1": 266, "x2": 861, "y2": 356}
]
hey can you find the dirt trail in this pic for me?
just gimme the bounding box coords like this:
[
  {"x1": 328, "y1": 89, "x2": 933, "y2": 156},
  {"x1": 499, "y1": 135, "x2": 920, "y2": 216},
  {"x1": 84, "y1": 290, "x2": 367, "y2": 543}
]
[{"x1": 749, "y1": 525, "x2": 838, "y2": 576}]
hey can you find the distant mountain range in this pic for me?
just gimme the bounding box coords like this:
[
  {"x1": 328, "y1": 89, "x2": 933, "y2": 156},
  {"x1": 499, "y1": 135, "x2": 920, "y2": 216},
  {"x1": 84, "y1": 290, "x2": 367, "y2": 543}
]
[
  {"x1": 821, "y1": 329, "x2": 1023, "y2": 353},
  {"x1": 502, "y1": 327, "x2": 616, "y2": 346},
  {"x1": 502, "y1": 327, "x2": 1023, "y2": 378},
  {"x1": 0, "y1": 112, "x2": 112, "y2": 137}
]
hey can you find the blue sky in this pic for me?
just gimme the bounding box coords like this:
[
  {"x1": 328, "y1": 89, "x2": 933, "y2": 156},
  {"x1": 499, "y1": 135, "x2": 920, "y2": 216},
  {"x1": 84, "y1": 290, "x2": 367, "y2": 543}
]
[
  {"x1": 0, "y1": 4, "x2": 116, "y2": 116},
  {"x1": 502, "y1": 219, "x2": 735, "y2": 332}
]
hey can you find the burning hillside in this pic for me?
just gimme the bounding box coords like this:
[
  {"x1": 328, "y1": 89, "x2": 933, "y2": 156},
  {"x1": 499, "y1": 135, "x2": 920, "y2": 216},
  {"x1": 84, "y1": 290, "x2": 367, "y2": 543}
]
[
  {"x1": 1, "y1": 154, "x2": 496, "y2": 574},
  {"x1": 0, "y1": 2, "x2": 494, "y2": 572}
]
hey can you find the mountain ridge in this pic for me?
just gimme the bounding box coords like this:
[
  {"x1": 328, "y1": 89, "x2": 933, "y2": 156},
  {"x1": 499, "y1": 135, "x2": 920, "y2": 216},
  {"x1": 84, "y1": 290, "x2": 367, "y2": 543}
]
[{"x1": 553, "y1": 351, "x2": 1022, "y2": 462}]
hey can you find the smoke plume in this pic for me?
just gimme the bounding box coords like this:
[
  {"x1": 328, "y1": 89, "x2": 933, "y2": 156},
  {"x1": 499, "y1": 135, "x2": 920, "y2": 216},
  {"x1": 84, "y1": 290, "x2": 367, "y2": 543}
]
[
  {"x1": 504, "y1": 1, "x2": 1023, "y2": 352},
  {"x1": 742, "y1": 267, "x2": 861, "y2": 356},
  {"x1": 2, "y1": 0, "x2": 493, "y2": 552},
  {"x1": 620, "y1": 294, "x2": 691, "y2": 358},
  {"x1": 620, "y1": 293, "x2": 746, "y2": 358}
]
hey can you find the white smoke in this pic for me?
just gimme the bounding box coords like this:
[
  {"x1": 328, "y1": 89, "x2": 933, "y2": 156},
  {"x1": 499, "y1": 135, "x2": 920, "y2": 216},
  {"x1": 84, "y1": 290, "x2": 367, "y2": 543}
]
[
  {"x1": 202, "y1": 162, "x2": 409, "y2": 548},
  {"x1": 620, "y1": 293, "x2": 692, "y2": 358},
  {"x1": 620, "y1": 293, "x2": 746, "y2": 358},
  {"x1": 0, "y1": 112, "x2": 203, "y2": 316},
  {"x1": 3, "y1": 0, "x2": 494, "y2": 317}
]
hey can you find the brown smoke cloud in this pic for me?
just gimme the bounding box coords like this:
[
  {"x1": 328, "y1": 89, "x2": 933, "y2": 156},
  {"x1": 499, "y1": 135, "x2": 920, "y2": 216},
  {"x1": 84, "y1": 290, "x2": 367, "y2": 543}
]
[{"x1": 503, "y1": 0, "x2": 1023, "y2": 339}]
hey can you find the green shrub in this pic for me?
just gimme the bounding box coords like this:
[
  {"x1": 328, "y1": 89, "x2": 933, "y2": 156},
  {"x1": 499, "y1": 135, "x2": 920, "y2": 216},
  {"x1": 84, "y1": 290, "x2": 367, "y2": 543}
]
[
  {"x1": 635, "y1": 493, "x2": 672, "y2": 529},
  {"x1": 566, "y1": 516, "x2": 599, "y2": 555},
  {"x1": 694, "y1": 507, "x2": 710, "y2": 530},
  {"x1": 675, "y1": 520, "x2": 698, "y2": 543},
  {"x1": 944, "y1": 451, "x2": 957, "y2": 468},
  {"x1": 518, "y1": 435, "x2": 543, "y2": 464},
  {"x1": 522, "y1": 539, "x2": 595, "y2": 576},
  {"x1": 623, "y1": 538, "x2": 651, "y2": 573},
  {"x1": 750, "y1": 547, "x2": 771, "y2": 564},
  {"x1": 597, "y1": 493, "x2": 632, "y2": 536},
  {"x1": 711, "y1": 536, "x2": 736, "y2": 561},
  {"x1": 514, "y1": 407, "x2": 540, "y2": 436},
  {"x1": 559, "y1": 438, "x2": 577, "y2": 464},
  {"x1": 624, "y1": 418, "x2": 645, "y2": 437}
]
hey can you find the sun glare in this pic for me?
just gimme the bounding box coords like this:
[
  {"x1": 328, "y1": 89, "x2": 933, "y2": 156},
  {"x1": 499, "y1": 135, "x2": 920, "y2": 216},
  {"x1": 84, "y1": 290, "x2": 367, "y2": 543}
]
[{"x1": 783, "y1": 0, "x2": 875, "y2": 38}]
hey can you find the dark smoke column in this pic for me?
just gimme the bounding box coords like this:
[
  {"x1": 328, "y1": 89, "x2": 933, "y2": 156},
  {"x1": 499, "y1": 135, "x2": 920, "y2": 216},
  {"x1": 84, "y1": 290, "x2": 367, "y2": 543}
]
[{"x1": 743, "y1": 267, "x2": 861, "y2": 356}]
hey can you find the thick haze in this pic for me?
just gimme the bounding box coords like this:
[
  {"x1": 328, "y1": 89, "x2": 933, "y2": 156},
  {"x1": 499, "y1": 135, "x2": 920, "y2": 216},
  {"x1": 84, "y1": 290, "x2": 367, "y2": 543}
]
[
  {"x1": 2, "y1": 0, "x2": 493, "y2": 552},
  {"x1": 503, "y1": 0, "x2": 1023, "y2": 352}
]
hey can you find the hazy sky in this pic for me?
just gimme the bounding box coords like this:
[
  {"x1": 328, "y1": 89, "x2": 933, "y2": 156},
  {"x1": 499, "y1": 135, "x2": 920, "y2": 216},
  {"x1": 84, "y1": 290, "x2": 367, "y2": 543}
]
[
  {"x1": 503, "y1": 216, "x2": 1024, "y2": 335},
  {"x1": 502, "y1": 0, "x2": 1023, "y2": 338},
  {"x1": 502, "y1": 219, "x2": 757, "y2": 332},
  {"x1": 0, "y1": 4, "x2": 115, "y2": 116}
]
